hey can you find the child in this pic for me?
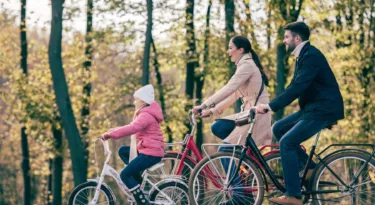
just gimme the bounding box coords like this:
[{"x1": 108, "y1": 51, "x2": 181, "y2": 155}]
[{"x1": 102, "y1": 84, "x2": 164, "y2": 205}]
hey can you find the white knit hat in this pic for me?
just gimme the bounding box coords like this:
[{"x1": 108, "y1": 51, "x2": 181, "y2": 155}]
[{"x1": 134, "y1": 84, "x2": 155, "y2": 104}]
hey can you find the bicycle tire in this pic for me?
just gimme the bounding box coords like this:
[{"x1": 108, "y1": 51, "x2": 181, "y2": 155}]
[
  {"x1": 68, "y1": 181, "x2": 115, "y2": 205},
  {"x1": 311, "y1": 150, "x2": 375, "y2": 205},
  {"x1": 188, "y1": 151, "x2": 264, "y2": 205},
  {"x1": 147, "y1": 152, "x2": 204, "y2": 202},
  {"x1": 150, "y1": 181, "x2": 190, "y2": 205}
]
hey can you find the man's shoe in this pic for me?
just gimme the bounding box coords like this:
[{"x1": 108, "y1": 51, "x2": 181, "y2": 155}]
[{"x1": 269, "y1": 195, "x2": 302, "y2": 205}]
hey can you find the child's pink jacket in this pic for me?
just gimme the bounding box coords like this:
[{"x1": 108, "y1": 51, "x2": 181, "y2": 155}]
[{"x1": 108, "y1": 102, "x2": 164, "y2": 157}]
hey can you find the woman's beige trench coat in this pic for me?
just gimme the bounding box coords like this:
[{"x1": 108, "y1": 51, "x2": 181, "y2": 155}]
[{"x1": 203, "y1": 53, "x2": 272, "y2": 146}]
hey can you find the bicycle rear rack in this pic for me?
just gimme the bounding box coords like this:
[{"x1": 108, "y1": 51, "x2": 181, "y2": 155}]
[{"x1": 318, "y1": 143, "x2": 375, "y2": 157}]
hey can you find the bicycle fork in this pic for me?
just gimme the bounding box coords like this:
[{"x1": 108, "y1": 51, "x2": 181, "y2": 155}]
[{"x1": 90, "y1": 152, "x2": 112, "y2": 205}]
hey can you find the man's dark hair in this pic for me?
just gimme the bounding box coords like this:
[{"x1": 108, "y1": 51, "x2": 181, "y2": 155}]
[{"x1": 284, "y1": 21, "x2": 310, "y2": 41}]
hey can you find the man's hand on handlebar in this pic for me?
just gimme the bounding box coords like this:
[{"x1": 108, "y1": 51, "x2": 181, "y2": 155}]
[{"x1": 256, "y1": 104, "x2": 270, "y2": 114}]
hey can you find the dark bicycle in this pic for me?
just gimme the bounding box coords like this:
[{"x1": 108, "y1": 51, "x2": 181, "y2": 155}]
[{"x1": 188, "y1": 108, "x2": 375, "y2": 205}]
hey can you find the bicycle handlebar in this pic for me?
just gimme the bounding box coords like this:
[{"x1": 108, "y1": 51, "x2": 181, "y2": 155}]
[
  {"x1": 188, "y1": 110, "x2": 197, "y2": 126},
  {"x1": 188, "y1": 107, "x2": 266, "y2": 125},
  {"x1": 98, "y1": 137, "x2": 111, "y2": 155}
]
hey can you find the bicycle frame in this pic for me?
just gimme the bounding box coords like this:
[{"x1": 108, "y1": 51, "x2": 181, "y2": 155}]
[
  {"x1": 163, "y1": 111, "x2": 202, "y2": 173},
  {"x1": 165, "y1": 111, "x2": 288, "y2": 177},
  {"x1": 89, "y1": 139, "x2": 176, "y2": 205},
  {"x1": 164, "y1": 112, "x2": 278, "y2": 189},
  {"x1": 227, "y1": 108, "x2": 375, "y2": 197}
]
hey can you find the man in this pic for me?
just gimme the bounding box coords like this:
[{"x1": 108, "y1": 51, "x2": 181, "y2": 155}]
[{"x1": 257, "y1": 21, "x2": 344, "y2": 205}]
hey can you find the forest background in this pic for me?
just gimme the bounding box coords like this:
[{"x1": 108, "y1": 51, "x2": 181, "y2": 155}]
[{"x1": 0, "y1": 0, "x2": 374, "y2": 204}]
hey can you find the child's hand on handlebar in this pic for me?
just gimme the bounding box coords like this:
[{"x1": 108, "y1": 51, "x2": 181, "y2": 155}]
[{"x1": 101, "y1": 132, "x2": 111, "y2": 141}]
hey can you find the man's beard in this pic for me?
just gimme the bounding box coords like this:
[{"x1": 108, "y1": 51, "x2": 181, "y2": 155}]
[
  {"x1": 286, "y1": 43, "x2": 296, "y2": 52},
  {"x1": 286, "y1": 38, "x2": 297, "y2": 52}
]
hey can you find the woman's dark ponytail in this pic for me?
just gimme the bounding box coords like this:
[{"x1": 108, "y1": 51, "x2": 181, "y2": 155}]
[
  {"x1": 249, "y1": 48, "x2": 269, "y2": 86},
  {"x1": 231, "y1": 35, "x2": 269, "y2": 86}
]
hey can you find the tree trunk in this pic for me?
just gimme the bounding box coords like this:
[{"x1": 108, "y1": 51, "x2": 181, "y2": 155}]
[
  {"x1": 225, "y1": 0, "x2": 241, "y2": 112},
  {"x1": 242, "y1": 0, "x2": 258, "y2": 49},
  {"x1": 151, "y1": 37, "x2": 173, "y2": 144},
  {"x1": 48, "y1": 0, "x2": 86, "y2": 186},
  {"x1": 266, "y1": 0, "x2": 272, "y2": 50},
  {"x1": 80, "y1": 0, "x2": 93, "y2": 179},
  {"x1": 46, "y1": 159, "x2": 52, "y2": 205},
  {"x1": 274, "y1": 26, "x2": 287, "y2": 122},
  {"x1": 185, "y1": 0, "x2": 197, "y2": 131},
  {"x1": 273, "y1": 0, "x2": 303, "y2": 123},
  {"x1": 52, "y1": 125, "x2": 63, "y2": 205},
  {"x1": 20, "y1": 1, "x2": 31, "y2": 204},
  {"x1": 358, "y1": 0, "x2": 371, "y2": 141},
  {"x1": 142, "y1": 0, "x2": 153, "y2": 85},
  {"x1": 225, "y1": 0, "x2": 235, "y2": 77},
  {"x1": 21, "y1": 128, "x2": 31, "y2": 205},
  {"x1": 194, "y1": 0, "x2": 212, "y2": 151}
]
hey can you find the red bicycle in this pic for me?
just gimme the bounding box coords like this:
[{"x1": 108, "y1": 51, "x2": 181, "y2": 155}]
[{"x1": 147, "y1": 111, "x2": 293, "y2": 197}]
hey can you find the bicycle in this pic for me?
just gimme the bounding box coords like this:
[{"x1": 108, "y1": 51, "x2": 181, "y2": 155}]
[
  {"x1": 68, "y1": 138, "x2": 190, "y2": 205},
  {"x1": 146, "y1": 110, "x2": 304, "y2": 204},
  {"x1": 188, "y1": 107, "x2": 375, "y2": 205},
  {"x1": 147, "y1": 110, "x2": 286, "y2": 185}
]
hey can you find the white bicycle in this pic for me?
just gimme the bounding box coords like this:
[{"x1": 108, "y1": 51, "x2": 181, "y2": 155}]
[{"x1": 68, "y1": 139, "x2": 190, "y2": 205}]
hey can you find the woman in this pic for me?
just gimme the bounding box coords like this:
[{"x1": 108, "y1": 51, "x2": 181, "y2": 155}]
[
  {"x1": 192, "y1": 35, "x2": 272, "y2": 205},
  {"x1": 193, "y1": 35, "x2": 272, "y2": 146}
]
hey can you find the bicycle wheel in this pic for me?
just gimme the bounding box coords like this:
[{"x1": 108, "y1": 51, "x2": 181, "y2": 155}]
[
  {"x1": 311, "y1": 150, "x2": 375, "y2": 205},
  {"x1": 188, "y1": 152, "x2": 264, "y2": 205},
  {"x1": 147, "y1": 152, "x2": 204, "y2": 201},
  {"x1": 263, "y1": 152, "x2": 283, "y2": 196},
  {"x1": 150, "y1": 181, "x2": 190, "y2": 205},
  {"x1": 147, "y1": 153, "x2": 195, "y2": 182},
  {"x1": 68, "y1": 181, "x2": 115, "y2": 205}
]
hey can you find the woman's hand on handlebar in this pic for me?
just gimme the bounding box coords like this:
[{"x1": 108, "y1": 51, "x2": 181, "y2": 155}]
[
  {"x1": 256, "y1": 104, "x2": 270, "y2": 114},
  {"x1": 200, "y1": 110, "x2": 212, "y2": 118},
  {"x1": 192, "y1": 105, "x2": 205, "y2": 115}
]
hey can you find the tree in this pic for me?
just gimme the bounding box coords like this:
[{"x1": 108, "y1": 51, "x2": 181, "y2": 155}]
[
  {"x1": 194, "y1": 0, "x2": 212, "y2": 151},
  {"x1": 19, "y1": 1, "x2": 31, "y2": 204},
  {"x1": 142, "y1": 0, "x2": 153, "y2": 85},
  {"x1": 225, "y1": 0, "x2": 235, "y2": 76},
  {"x1": 357, "y1": 0, "x2": 374, "y2": 140},
  {"x1": 80, "y1": 0, "x2": 93, "y2": 179},
  {"x1": 242, "y1": 0, "x2": 259, "y2": 50},
  {"x1": 185, "y1": 0, "x2": 198, "y2": 130},
  {"x1": 51, "y1": 118, "x2": 63, "y2": 205},
  {"x1": 48, "y1": 0, "x2": 86, "y2": 186},
  {"x1": 266, "y1": 0, "x2": 272, "y2": 50},
  {"x1": 273, "y1": 0, "x2": 303, "y2": 122},
  {"x1": 224, "y1": 0, "x2": 241, "y2": 112},
  {"x1": 151, "y1": 37, "x2": 173, "y2": 144}
]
